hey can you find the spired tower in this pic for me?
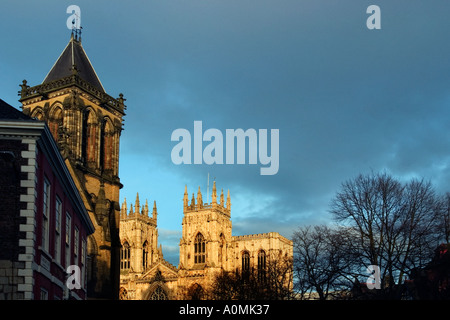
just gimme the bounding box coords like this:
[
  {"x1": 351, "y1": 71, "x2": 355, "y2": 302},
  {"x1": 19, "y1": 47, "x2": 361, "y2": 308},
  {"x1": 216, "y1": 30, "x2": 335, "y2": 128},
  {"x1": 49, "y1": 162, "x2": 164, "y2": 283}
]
[{"x1": 19, "y1": 33, "x2": 126, "y2": 299}]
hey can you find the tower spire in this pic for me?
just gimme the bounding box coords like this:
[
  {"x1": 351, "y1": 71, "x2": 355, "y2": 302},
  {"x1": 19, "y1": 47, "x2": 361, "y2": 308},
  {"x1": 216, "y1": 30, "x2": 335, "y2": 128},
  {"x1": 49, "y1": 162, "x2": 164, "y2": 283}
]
[
  {"x1": 220, "y1": 189, "x2": 224, "y2": 207},
  {"x1": 212, "y1": 180, "x2": 217, "y2": 205},
  {"x1": 129, "y1": 204, "x2": 134, "y2": 216},
  {"x1": 197, "y1": 186, "x2": 203, "y2": 209},
  {"x1": 183, "y1": 185, "x2": 189, "y2": 211},
  {"x1": 121, "y1": 198, "x2": 127, "y2": 219},
  {"x1": 135, "y1": 193, "x2": 140, "y2": 215},
  {"x1": 143, "y1": 199, "x2": 149, "y2": 216},
  {"x1": 152, "y1": 201, "x2": 158, "y2": 220},
  {"x1": 190, "y1": 193, "x2": 196, "y2": 210},
  {"x1": 226, "y1": 189, "x2": 231, "y2": 212}
]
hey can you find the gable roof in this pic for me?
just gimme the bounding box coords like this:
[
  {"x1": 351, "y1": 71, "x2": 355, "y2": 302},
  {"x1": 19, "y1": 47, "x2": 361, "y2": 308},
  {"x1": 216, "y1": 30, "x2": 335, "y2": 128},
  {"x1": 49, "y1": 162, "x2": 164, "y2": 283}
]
[{"x1": 43, "y1": 34, "x2": 105, "y2": 92}]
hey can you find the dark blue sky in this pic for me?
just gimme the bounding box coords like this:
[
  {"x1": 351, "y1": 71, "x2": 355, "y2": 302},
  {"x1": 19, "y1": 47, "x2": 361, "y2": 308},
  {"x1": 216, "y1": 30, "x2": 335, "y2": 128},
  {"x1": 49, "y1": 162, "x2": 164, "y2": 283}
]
[{"x1": 2, "y1": 0, "x2": 450, "y2": 265}]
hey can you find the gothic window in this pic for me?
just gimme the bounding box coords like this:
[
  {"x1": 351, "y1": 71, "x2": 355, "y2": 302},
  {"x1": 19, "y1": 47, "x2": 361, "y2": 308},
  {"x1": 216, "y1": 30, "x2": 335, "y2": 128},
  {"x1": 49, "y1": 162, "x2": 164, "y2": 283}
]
[
  {"x1": 187, "y1": 283, "x2": 204, "y2": 300},
  {"x1": 218, "y1": 234, "x2": 225, "y2": 266},
  {"x1": 142, "y1": 241, "x2": 149, "y2": 271},
  {"x1": 150, "y1": 286, "x2": 168, "y2": 300},
  {"x1": 84, "y1": 110, "x2": 98, "y2": 167},
  {"x1": 48, "y1": 106, "x2": 63, "y2": 141},
  {"x1": 242, "y1": 251, "x2": 250, "y2": 274},
  {"x1": 194, "y1": 233, "x2": 206, "y2": 264},
  {"x1": 258, "y1": 250, "x2": 267, "y2": 282},
  {"x1": 121, "y1": 242, "x2": 130, "y2": 270},
  {"x1": 119, "y1": 287, "x2": 128, "y2": 300},
  {"x1": 102, "y1": 118, "x2": 114, "y2": 171},
  {"x1": 30, "y1": 108, "x2": 44, "y2": 121}
]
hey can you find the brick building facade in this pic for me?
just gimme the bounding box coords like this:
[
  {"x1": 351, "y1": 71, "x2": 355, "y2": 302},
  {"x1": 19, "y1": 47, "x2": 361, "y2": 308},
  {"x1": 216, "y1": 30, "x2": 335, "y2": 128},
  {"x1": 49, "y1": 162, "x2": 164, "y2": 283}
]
[{"x1": 0, "y1": 99, "x2": 94, "y2": 299}]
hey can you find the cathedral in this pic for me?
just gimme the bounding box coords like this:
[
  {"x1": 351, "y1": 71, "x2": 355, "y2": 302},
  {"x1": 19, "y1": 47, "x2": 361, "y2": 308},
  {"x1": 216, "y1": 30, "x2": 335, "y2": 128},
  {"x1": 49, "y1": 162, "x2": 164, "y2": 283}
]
[
  {"x1": 17, "y1": 32, "x2": 293, "y2": 300},
  {"x1": 118, "y1": 182, "x2": 293, "y2": 300}
]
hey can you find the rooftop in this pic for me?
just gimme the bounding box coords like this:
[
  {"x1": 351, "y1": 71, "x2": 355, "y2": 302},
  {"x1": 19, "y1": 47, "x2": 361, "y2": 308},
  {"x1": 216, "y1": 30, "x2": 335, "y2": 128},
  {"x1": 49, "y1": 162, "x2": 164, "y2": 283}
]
[
  {"x1": 43, "y1": 34, "x2": 105, "y2": 92},
  {"x1": 0, "y1": 99, "x2": 33, "y2": 121}
]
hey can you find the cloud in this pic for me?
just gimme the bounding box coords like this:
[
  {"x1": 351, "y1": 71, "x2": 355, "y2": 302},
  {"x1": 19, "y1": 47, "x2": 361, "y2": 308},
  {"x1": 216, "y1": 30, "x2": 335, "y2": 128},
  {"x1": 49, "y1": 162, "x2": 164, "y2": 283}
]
[
  {"x1": 4, "y1": 0, "x2": 450, "y2": 267},
  {"x1": 158, "y1": 229, "x2": 182, "y2": 266}
]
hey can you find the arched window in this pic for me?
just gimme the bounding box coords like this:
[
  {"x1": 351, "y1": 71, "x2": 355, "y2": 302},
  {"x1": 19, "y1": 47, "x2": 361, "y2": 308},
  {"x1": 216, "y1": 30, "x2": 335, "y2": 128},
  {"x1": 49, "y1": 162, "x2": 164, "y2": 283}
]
[
  {"x1": 142, "y1": 241, "x2": 149, "y2": 271},
  {"x1": 48, "y1": 106, "x2": 63, "y2": 141},
  {"x1": 120, "y1": 242, "x2": 130, "y2": 270},
  {"x1": 84, "y1": 110, "x2": 98, "y2": 167},
  {"x1": 242, "y1": 251, "x2": 250, "y2": 273},
  {"x1": 218, "y1": 234, "x2": 225, "y2": 266},
  {"x1": 119, "y1": 287, "x2": 128, "y2": 300},
  {"x1": 258, "y1": 250, "x2": 267, "y2": 282},
  {"x1": 150, "y1": 286, "x2": 168, "y2": 300},
  {"x1": 102, "y1": 118, "x2": 114, "y2": 171},
  {"x1": 187, "y1": 283, "x2": 204, "y2": 300},
  {"x1": 30, "y1": 108, "x2": 44, "y2": 121},
  {"x1": 194, "y1": 233, "x2": 206, "y2": 264}
]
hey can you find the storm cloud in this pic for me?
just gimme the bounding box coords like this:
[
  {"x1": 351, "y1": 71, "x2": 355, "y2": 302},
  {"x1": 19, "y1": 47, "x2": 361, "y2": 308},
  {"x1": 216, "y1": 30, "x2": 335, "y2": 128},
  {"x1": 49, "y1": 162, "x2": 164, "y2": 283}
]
[{"x1": 1, "y1": 1, "x2": 450, "y2": 266}]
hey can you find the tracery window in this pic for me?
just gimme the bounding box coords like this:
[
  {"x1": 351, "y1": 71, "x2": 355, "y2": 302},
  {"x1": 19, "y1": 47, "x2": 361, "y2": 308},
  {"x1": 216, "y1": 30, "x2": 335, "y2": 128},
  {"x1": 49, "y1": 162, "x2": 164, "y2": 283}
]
[
  {"x1": 242, "y1": 251, "x2": 250, "y2": 273},
  {"x1": 102, "y1": 119, "x2": 114, "y2": 171},
  {"x1": 194, "y1": 233, "x2": 206, "y2": 264},
  {"x1": 258, "y1": 250, "x2": 267, "y2": 282},
  {"x1": 218, "y1": 234, "x2": 225, "y2": 266},
  {"x1": 48, "y1": 106, "x2": 63, "y2": 141},
  {"x1": 119, "y1": 287, "x2": 128, "y2": 300},
  {"x1": 150, "y1": 286, "x2": 167, "y2": 300},
  {"x1": 121, "y1": 242, "x2": 130, "y2": 270},
  {"x1": 142, "y1": 241, "x2": 149, "y2": 270},
  {"x1": 84, "y1": 110, "x2": 98, "y2": 167}
]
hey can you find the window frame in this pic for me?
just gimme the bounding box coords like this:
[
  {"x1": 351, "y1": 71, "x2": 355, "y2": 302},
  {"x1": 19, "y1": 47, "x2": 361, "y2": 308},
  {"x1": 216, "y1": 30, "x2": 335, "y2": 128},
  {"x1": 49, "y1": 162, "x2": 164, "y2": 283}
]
[
  {"x1": 194, "y1": 233, "x2": 206, "y2": 264},
  {"x1": 54, "y1": 196, "x2": 62, "y2": 263},
  {"x1": 42, "y1": 178, "x2": 51, "y2": 253}
]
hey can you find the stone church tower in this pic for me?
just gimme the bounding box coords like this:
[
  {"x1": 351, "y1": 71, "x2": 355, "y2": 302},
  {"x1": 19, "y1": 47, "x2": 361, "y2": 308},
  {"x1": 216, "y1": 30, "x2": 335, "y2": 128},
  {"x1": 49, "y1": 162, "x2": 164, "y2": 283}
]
[
  {"x1": 119, "y1": 194, "x2": 161, "y2": 274},
  {"x1": 19, "y1": 33, "x2": 125, "y2": 299},
  {"x1": 118, "y1": 194, "x2": 179, "y2": 300},
  {"x1": 178, "y1": 182, "x2": 233, "y2": 294}
]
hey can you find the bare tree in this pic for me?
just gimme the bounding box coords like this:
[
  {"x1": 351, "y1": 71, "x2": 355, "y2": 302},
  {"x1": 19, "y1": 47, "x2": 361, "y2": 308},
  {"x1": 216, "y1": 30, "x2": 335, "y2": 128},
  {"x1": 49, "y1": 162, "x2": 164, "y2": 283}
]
[
  {"x1": 293, "y1": 225, "x2": 356, "y2": 300},
  {"x1": 329, "y1": 172, "x2": 441, "y2": 298},
  {"x1": 210, "y1": 254, "x2": 294, "y2": 300},
  {"x1": 437, "y1": 193, "x2": 450, "y2": 244}
]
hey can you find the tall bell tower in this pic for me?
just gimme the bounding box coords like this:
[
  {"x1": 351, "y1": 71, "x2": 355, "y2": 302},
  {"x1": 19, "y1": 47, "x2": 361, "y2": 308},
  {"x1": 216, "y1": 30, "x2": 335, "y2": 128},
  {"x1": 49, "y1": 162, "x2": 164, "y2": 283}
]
[
  {"x1": 19, "y1": 32, "x2": 125, "y2": 299},
  {"x1": 178, "y1": 181, "x2": 232, "y2": 297}
]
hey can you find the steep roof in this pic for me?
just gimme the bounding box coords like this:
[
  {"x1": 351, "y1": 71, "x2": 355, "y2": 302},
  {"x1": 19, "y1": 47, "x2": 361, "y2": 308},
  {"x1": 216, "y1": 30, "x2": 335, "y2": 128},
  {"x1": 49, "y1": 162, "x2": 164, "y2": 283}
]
[
  {"x1": 43, "y1": 34, "x2": 105, "y2": 92},
  {"x1": 0, "y1": 99, "x2": 33, "y2": 121}
]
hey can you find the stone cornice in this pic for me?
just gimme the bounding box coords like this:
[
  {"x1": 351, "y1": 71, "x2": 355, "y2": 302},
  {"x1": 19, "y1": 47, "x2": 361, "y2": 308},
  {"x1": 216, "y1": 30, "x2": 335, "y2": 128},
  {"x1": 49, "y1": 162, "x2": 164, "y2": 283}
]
[{"x1": 19, "y1": 75, "x2": 126, "y2": 115}]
